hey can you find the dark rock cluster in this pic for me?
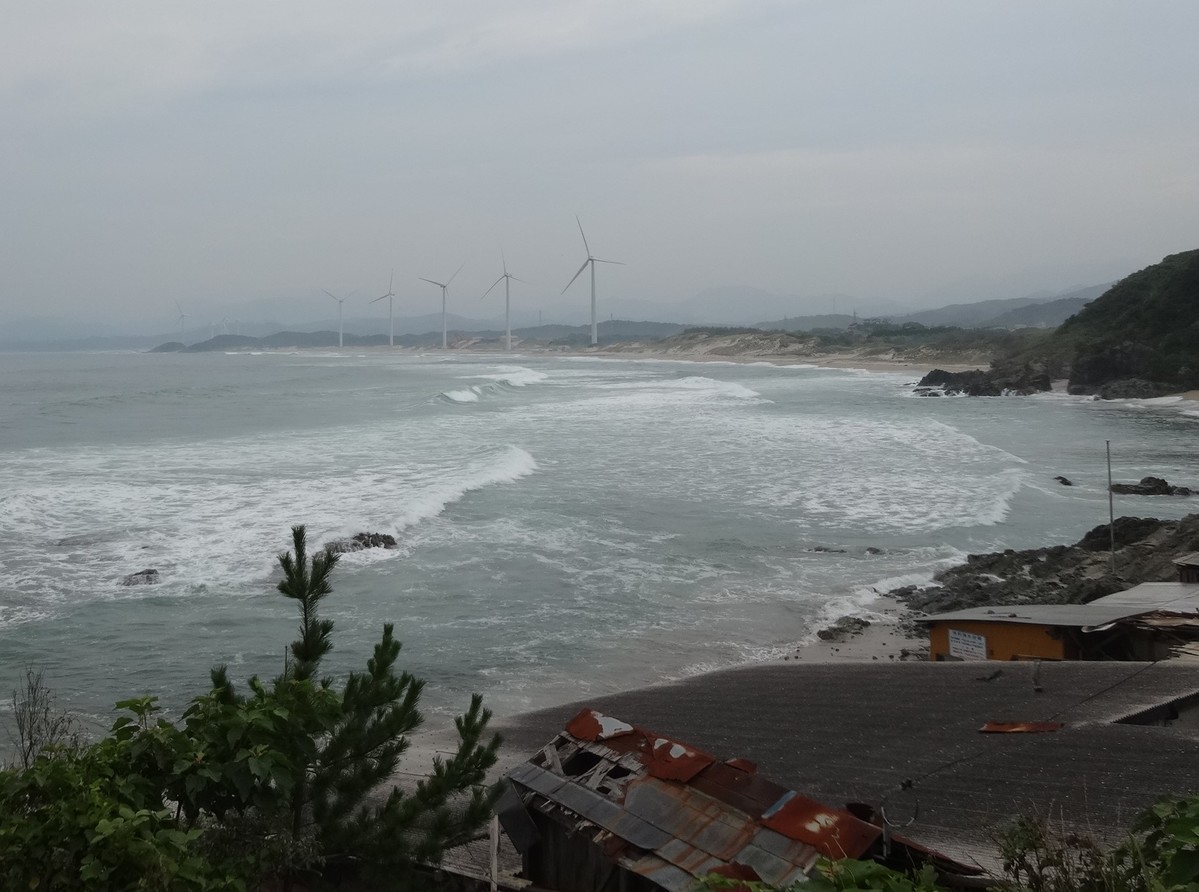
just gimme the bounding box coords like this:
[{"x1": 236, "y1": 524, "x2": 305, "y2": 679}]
[
  {"x1": 815, "y1": 615, "x2": 871, "y2": 642},
  {"x1": 1110, "y1": 476, "x2": 1195, "y2": 496},
  {"x1": 120, "y1": 568, "x2": 160, "y2": 586},
  {"x1": 893, "y1": 514, "x2": 1199, "y2": 615},
  {"x1": 325, "y1": 532, "x2": 399, "y2": 554},
  {"x1": 916, "y1": 366, "x2": 1052, "y2": 397}
]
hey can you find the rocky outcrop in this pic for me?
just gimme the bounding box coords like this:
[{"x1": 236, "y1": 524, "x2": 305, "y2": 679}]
[
  {"x1": 816, "y1": 615, "x2": 871, "y2": 641},
  {"x1": 1094, "y1": 378, "x2": 1174, "y2": 400},
  {"x1": 1110, "y1": 476, "x2": 1195, "y2": 496},
  {"x1": 917, "y1": 366, "x2": 1051, "y2": 396},
  {"x1": 326, "y1": 532, "x2": 398, "y2": 554},
  {"x1": 893, "y1": 514, "x2": 1199, "y2": 614},
  {"x1": 120, "y1": 569, "x2": 160, "y2": 586}
]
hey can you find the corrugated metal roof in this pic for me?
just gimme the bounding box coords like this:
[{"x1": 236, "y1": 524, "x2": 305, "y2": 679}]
[
  {"x1": 507, "y1": 709, "x2": 976, "y2": 890},
  {"x1": 1174, "y1": 553, "x2": 1199, "y2": 568},
  {"x1": 916, "y1": 603, "x2": 1150, "y2": 627},
  {"x1": 1087, "y1": 582, "x2": 1199, "y2": 611}
]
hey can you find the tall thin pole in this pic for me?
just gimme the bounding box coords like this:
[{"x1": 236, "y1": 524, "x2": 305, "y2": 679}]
[
  {"x1": 1107, "y1": 440, "x2": 1116, "y2": 576},
  {"x1": 590, "y1": 260, "x2": 597, "y2": 346},
  {"x1": 388, "y1": 298, "x2": 394, "y2": 348},
  {"x1": 442, "y1": 287, "x2": 448, "y2": 349},
  {"x1": 504, "y1": 276, "x2": 511, "y2": 351}
]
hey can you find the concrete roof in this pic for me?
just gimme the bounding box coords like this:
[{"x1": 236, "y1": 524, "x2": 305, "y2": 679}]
[
  {"x1": 496, "y1": 661, "x2": 1199, "y2": 873},
  {"x1": 1174, "y1": 553, "x2": 1199, "y2": 567}
]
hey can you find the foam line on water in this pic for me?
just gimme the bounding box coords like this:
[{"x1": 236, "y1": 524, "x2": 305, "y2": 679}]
[{"x1": 0, "y1": 441, "x2": 538, "y2": 626}]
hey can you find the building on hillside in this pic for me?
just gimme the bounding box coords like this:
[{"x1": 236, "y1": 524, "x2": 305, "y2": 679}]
[
  {"x1": 918, "y1": 582, "x2": 1199, "y2": 662},
  {"x1": 1174, "y1": 552, "x2": 1199, "y2": 584},
  {"x1": 498, "y1": 709, "x2": 979, "y2": 892}
]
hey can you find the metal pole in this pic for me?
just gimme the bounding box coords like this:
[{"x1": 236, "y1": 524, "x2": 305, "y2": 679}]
[
  {"x1": 1107, "y1": 440, "x2": 1116, "y2": 576},
  {"x1": 489, "y1": 815, "x2": 499, "y2": 892}
]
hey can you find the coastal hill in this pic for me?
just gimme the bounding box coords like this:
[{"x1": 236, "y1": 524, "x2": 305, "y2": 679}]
[
  {"x1": 923, "y1": 248, "x2": 1199, "y2": 396},
  {"x1": 1049, "y1": 248, "x2": 1199, "y2": 393}
]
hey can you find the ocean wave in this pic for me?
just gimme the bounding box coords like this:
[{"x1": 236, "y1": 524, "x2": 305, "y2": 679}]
[
  {"x1": 441, "y1": 388, "x2": 481, "y2": 403},
  {"x1": 592, "y1": 375, "x2": 763, "y2": 401},
  {"x1": 0, "y1": 440, "x2": 539, "y2": 622},
  {"x1": 460, "y1": 366, "x2": 548, "y2": 388}
]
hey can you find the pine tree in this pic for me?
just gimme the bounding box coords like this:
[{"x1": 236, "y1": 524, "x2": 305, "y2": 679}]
[{"x1": 273, "y1": 525, "x2": 502, "y2": 886}]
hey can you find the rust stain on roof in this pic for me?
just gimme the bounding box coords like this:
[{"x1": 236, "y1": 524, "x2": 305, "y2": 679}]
[
  {"x1": 506, "y1": 709, "x2": 979, "y2": 889},
  {"x1": 980, "y1": 721, "x2": 1064, "y2": 733},
  {"x1": 760, "y1": 790, "x2": 880, "y2": 859}
]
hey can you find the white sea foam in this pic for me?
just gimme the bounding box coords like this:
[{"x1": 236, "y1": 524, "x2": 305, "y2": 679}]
[
  {"x1": 460, "y1": 366, "x2": 548, "y2": 388},
  {"x1": 442, "y1": 388, "x2": 480, "y2": 403},
  {"x1": 0, "y1": 439, "x2": 538, "y2": 625}
]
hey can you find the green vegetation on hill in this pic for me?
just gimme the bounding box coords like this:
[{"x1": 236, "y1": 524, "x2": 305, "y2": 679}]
[{"x1": 1016, "y1": 249, "x2": 1199, "y2": 392}]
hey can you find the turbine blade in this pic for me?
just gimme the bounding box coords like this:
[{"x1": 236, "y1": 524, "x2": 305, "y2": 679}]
[
  {"x1": 418, "y1": 277, "x2": 444, "y2": 287},
  {"x1": 575, "y1": 216, "x2": 591, "y2": 257},
  {"x1": 323, "y1": 289, "x2": 338, "y2": 300},
  {"x1": 511, "y1": 276, "x2": 529, "y2": 284},
  {"x1": 371, "y1": 294, "x2": 388, "y2": 303},
  {"x1": 501, "y1": 248, "x2": 508, "y2": 276},
  {"x1": 562, "y1": 259, "x2": 590, "y2": 294},
  {"x1": 593, "y1": 258, "x2": 625, "y2": 265},
  {"x1": 388, "y1": 269, "x2": 394, "y2": 292},
  {"x1": 447, "y1": 262, "x2": 466, "y2": 286},
  {"x1": 482, "y1": 275, "x2": 504, "y2": 299}
]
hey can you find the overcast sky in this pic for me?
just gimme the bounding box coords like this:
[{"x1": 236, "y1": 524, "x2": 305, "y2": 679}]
[{"x1": 2, "y1": 1, "x2": 1198, "y2": 331}]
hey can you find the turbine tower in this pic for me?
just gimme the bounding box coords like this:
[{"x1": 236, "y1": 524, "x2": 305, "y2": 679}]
[
  {"x1": 562, "y1": 216, "x2": 622, "y2": 347},
  {"x1": 482, "y1": 250, "x2": 525, "y2": 352},
  {"x1": 323, "y1": 289, "x2": 351, "y2": 348},
  {"x1": 371, "y1": 270, "x2": 397, "y2": 348},
  {"x1": 419, "y1": 262, "x2": 464, "y2": 349},
  {"x1": 175, "y1": 301, "x2": 187, "y2": 340}
]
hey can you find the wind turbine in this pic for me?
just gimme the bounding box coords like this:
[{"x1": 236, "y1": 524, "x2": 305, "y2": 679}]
[
  {"x1": 562, "y1": 216, "x2": 622, "y2": 347},
  {"x1": 419, "y1": 262, "x2": 464, "y2": 349},
  {"x1": 371, "y1": 270, "x2": 397, "y2": 348},
  {"x1": 175, "y1": 301, "x2": 187, "y2": 340},
  {"x1": 323, "y1": 289, "x2": 352, "y2": 348},
  {"x1": 482, "y1": 251, "x2": 526, "y2": 352}
]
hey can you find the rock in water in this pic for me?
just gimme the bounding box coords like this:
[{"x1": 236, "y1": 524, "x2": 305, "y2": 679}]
[
  {"x1": 917, "y1": 367, "x2": 1051, "y2": 397},
  {"x1": 1054, "y1": 476, "x2": 1073, "y2": 486},
  {"x1": 1110, "y1": 476, "x2": 1195, "y2": 496},
  {"x1": 326, "y1": 532, "x2": 399, "y2": 554},
  {"x1": 120, "y1": 569, "x2": 160, "y2": 586}
]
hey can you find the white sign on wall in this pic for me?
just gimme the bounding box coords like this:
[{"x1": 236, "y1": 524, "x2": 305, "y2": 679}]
[{"x1": 948, "y1": 628, "x2": 988, "y2": 661}]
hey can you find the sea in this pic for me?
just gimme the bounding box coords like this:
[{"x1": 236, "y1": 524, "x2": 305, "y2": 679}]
[{"x1": 1, "y1": 350, "x2": 1197, "y2": 736}]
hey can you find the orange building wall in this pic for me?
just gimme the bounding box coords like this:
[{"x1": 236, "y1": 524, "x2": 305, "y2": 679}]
[{"x1": 928, "y1": 621, "x2": 1074, "y2": 661}]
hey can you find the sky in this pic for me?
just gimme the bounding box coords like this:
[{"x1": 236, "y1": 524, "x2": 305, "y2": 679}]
[{"x1": 2, "y1": 0, "x2": 1198, "y2": 333}]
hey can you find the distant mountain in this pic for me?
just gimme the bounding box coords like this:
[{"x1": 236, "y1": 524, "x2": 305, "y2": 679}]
[
  {"x1": 153, "y1": 320, "x2": 688, "y2": 353},
  {"x1": 894, "y1": 296, "x2": 1048, "y2": 328},
  {"x1": 977, "y1": 283, "x2": 1110, "y2": 329},
  {"x1": 676, "y1": 286, "x2": 900, "y2": 325},
  {"x1": 754, "y1": 314, "x2": 859, "y2": 331}
]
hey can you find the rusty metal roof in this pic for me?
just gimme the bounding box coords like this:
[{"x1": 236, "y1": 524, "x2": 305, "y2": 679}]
[
  {"x1": 505, "y1": 708, "x2": 976, "y2": 890},
  {"x1": 979, "y1": 721, "x2": 1064, "y2": 734}
]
